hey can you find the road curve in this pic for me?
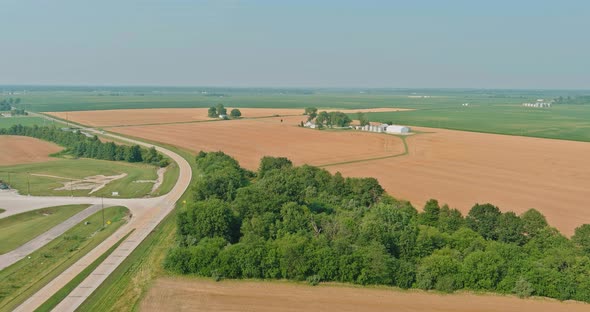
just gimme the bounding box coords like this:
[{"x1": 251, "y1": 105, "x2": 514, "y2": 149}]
[{"x1": 11, "y1": 119, "x2": 192, "y2": 311}]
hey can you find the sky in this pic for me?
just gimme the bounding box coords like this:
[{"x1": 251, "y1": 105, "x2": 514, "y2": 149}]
[{"x1": 1, "y1": 0, "x2": 589, "y2": 89}]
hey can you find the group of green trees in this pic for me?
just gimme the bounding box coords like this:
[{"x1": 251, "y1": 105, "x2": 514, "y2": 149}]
[
  {"x1": 0, "y1": 124, "x2": 169, "y2": 167},
  {"x1": 0, "y1": 98, "x2": 20, "y2": 111},
  {"x1": 165, "y1": 153, "x2": 590, "y2": 302},
  {"x1": 303, "y1": 107, "x2": 352, "y2": 128},
  {"x1": 208, "y1": 104, "x2": 241, "y2": 119},
  {"x1": 553, "y1": 96, "x2": 590, "y2": 105},
  {"x1": 357, "y1": 112, "x2": 370, "y2": 126}
]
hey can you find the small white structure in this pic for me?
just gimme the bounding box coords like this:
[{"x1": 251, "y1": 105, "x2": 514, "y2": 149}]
[
  {"x1": 386, "y1": 125, "x2": 411, "y2": 134},
  {"x1": 219, "y1": 114, "x2": 228, "y2": 119},
  {"x1": 112, "y1": 191, "x2": 119, "y2": 196},
  {"x1": 304, "y1": 121, "x2": 316, "y2": 129}
]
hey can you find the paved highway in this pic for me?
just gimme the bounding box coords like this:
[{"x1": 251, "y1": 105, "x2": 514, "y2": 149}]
[{"x1": 4, "y1": 115, "x2": 192, "y2": 311}]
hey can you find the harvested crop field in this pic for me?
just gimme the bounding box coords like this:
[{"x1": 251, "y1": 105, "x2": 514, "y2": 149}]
[
  {"x1": 110, "y1": 119, "x2": 590, "y2": 235},
  {"x1": 47, "y1": 107, "x2": 411, "y2": 127},
  {"x1": 140, "y1": 278, "x2": 590, "y2": 312},
  {"x1": 48, "y1": 108, "x2": 304, "y2": 127},
  {"x1": 0, "y1": 136, "x2": 62, "y2": 165},
  {"x1": 330, "y1": 127, "x2": 590, "y2": 236},
  {"x1": 112, "y1": 116, "x2": 405, "y2": 169}
]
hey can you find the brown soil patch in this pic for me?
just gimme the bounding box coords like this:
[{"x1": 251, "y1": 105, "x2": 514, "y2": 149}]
[
  {"x1": 0, "y1": 136, "x2": 62, "y2": 165},
  {"x1": 140, "y1": 277, "x2": 589, "y2": 312},
  {"x1": 112, "y1": 116, "x2": 405, "y2": 169},
  {"x1": 329, "y1": 127, "x2": 590, "y2": 236},
  {"x1": 47, "y1": 107, "x2": 411, "y2": 127},
  {"x1": 47, "y1": 108, "x2": 303, "y2": 127}
]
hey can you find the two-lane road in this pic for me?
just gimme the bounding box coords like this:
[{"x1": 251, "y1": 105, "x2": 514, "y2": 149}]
[{"x1": 5, "y1": 115, "x2": 192, "y2": 311}]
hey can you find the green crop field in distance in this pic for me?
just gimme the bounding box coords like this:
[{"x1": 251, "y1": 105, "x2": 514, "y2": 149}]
[
  {"x1": 0, "y1": 116, "x2": 52, "y2": 129},
  {"x1": 15, "y1": 89, "x2": 538, "y2": 112},
  {"x1": 0, "y1": 205, "x2": 89, "y2": 254},
  {"x1": 0, "y1": 206, "x2": 129, "y2": 311},
  {"x1": 361, "y1": 103, "x2": 590, "y2": 142},
  {"x1": 0, "y1": 158, "x2": 159, "y2": 198}
]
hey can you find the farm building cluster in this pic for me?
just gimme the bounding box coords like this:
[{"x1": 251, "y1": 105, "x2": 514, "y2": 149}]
[
  {"x1": 522, "y1": 99, "x2": 552, "y2": 108},
  {"x1": 353, "y1": 124, "x2": 411, "y2": 134},
  {"x1": 304, "y1": 121, "x2": 410, "y2": 134}
]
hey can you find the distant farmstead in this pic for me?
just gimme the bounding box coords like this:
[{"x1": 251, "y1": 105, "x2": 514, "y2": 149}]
[
  {"x1": 352, "y1": 123, "x2": 411, "y2": 134},
  {"x1": 386, "y1": 125, "x2": 411, "y2": 134}
]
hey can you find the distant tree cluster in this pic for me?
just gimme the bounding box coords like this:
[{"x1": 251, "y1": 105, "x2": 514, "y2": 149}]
[
  {"x1": 208, "y1": 104, "x2": 241, "y2": 119},
  {"x1": 553, "y1": 96, "x2": 590, "y2": 105},
  {"x1": 166, "y1": 153, "x2": 590, "y2": 303},
  {"x1": 11, "y1": 108, "x2": 28, "y2": 116},
  {"x1": 0, "y1": 98, "x2": 21, "y2": 111},
  {"x1": 0, "y1": 125, "x2": 169, "y2": 167},
  {"x1": 357, "y1": 112, "x2": 370, "y2": 126},
  {"x1": 304, "y1": 107, "x2": 318, "y2": 121},
  {"x1": 303, "y1": 107, "x2": 352, "y2": 129}
]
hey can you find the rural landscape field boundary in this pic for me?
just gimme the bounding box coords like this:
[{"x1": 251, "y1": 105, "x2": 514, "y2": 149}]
[{"x1": 319, "y1": 134, "x2": 410, "y2": 167}]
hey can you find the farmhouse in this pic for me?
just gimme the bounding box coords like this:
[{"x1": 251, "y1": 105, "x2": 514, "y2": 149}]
[
  {"x1": 386, "y1": 125, "x2": 411, "y2": 134},
  {"x1": 304, "y1": 121, "x2": 316, "y2": 129}
]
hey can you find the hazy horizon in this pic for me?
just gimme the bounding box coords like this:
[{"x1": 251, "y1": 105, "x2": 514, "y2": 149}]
[{"x1": 2, "y1": 0, "x2": 589, "y2": 89}]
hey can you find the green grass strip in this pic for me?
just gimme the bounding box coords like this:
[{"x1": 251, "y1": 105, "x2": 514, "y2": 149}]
[
  {"x1": 0, "y1": 205, "x2": 89, "y2": 254},
  {"x1": 0, "y1": 206, "x2": 129, "y2": 312},
  {"x1": 34, "y1": 229, "x2": 135, "y2": 312}
]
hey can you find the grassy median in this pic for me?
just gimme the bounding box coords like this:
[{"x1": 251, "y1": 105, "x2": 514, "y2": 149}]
[
  {"x1": 0, "y1": 206, "x2": 129, "y2": 312},
  {"x1": 0, "y1": 205, "x2": 89, "y2": 254}
]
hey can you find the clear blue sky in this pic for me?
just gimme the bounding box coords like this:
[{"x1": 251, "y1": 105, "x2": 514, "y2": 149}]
[{"x1": 1, "y1": 0, "x2": 588, "y2": 89}]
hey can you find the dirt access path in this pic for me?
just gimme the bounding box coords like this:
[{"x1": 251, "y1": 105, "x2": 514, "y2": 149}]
[{"x1": 140, "y1": 278, "x2": 590, "y2": 312}]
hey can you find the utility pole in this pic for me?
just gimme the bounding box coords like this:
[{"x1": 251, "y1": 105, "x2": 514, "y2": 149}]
[{"x1": 27, "y1": 172, "x2": 30, "y2": 195}]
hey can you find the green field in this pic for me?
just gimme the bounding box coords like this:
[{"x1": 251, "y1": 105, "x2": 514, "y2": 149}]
[
  {"x1": 0, "y1": 158, "x2": 158, "y2": 198},
  {"x1": 0, "y1": 116, "x2": 52, "y2": 129},
  {"x1": 363, "y1": 103, "x2": 590, "y2": 142},
  {"x1": 0, "y1": 205, "x2": 89, "y2": 254},
  {"x1": 0, "y1": 206, "x2": 129, "y2": 311},
  {"x1": 15, "y1": 89, "x2": 534, "y2": 112},
  {"x1": 7, "y1": 88, "x2": 590, "y2": 142}
]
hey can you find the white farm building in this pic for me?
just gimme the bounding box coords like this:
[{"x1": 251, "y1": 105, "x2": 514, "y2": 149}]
[{"x1": 386, "y1": 125, "x2": 410, "y2": 134}]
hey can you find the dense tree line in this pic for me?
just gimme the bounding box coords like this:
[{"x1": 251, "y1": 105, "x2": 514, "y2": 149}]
[
  {"x1": 303, "y1": 107, "x2": 352, "y2": 128},
  {"x1": 0, "y1": 124, "x2": 169, "y2": 167},
  {"x1": 165, "y1": 153, "x2": 590, "y2": 302}
]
